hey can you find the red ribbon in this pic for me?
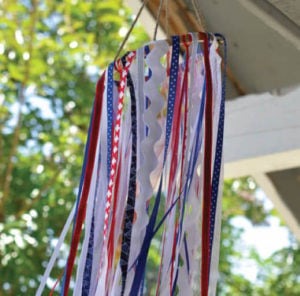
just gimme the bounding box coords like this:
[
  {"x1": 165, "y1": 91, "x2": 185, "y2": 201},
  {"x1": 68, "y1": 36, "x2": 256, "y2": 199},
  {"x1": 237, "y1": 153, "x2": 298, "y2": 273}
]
[
  {"x1": 63, "y1": 72, "x2": 106, "y2": 296},
  {"x1": 201, "y1": 33, "x2": 213, "y2": 296}
]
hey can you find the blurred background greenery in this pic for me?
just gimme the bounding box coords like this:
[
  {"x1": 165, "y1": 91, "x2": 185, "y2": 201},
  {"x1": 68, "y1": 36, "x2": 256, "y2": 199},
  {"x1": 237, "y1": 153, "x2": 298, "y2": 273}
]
[{"x1": 0, "y1": 0, "x2": 299, "y2": 295}]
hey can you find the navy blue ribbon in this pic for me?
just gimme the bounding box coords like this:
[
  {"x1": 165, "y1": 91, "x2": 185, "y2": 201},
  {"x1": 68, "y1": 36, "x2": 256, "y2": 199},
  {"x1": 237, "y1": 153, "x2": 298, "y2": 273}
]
[
  {"x1": 107, "y1": 62, "x2": 114, "y2": 181},
  {"x1": 209, "y1": 33, "x2": 227, "y2": 266},
  {"x1": 120, "y1": 57, "x2": 138, "y2": 295}
]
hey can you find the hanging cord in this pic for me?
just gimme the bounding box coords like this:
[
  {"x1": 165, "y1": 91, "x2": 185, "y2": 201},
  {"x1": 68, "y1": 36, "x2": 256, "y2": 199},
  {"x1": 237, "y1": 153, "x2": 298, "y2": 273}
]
[
  {"x1": 165, "y1": 0, "x2": 170, "y2": 38},
  {"x1": 153, "y1": 0, "x2": 165, "y2": 41},
  {"x1": 191, "y1": 0, "x2": 205, "y2": 31},
  {"x1": 114, "y1": 0, "x2": 149, "y2": 61}
]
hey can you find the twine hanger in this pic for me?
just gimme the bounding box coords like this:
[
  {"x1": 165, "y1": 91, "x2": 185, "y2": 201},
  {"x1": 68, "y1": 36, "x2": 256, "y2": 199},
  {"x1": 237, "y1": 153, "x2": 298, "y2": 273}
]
[
  {"x1": 114, "y1": 0, "x2": 214, "y2": 62},
  {"x1": 153, "y1": 0, "x2": 165, "y2": 41},
  {"x1": 154, "y1": 0, "x2": 205, "y2": 41},
  {"x1": 191, "y1": 0, "x2": 205, "y2": 31},
  {"x1": 152, "y1": 0, "x2": 213, "y2": 54},
  {"x1": 114, "y1": 0, "x2": 149, "y2": 61}
]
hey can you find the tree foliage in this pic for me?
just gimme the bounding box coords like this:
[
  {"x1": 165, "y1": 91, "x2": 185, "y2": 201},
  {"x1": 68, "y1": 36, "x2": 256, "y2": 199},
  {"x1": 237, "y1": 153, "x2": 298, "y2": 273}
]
[
  {"x1": 218, "y1": 178, "x2": 300, "y2": 296},
  {"x1": 0, "y1": 1, "x2": 299, "y2": 295}
]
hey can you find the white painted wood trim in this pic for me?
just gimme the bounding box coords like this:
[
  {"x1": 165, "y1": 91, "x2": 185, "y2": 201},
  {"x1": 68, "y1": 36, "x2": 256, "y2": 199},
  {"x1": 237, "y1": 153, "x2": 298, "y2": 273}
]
[
  {"x1": 237, "y1": 0, "x2": 300, "y2": 50},
  {"x1": 253, "y1": 172, "x2": 300, "y2": 242},
  {"x1": 224, "y1": 149, "x2": 300, "y2": 179},
  {"x1": 224, "y1": 86, "x2": 300, "y2": 166}
]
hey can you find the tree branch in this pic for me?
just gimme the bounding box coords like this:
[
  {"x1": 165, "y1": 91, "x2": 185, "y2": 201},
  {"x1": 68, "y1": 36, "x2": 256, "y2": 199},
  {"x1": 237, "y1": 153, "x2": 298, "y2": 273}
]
[{"x1": 0, "y1": 0, "x2": 39, "y2": 221}]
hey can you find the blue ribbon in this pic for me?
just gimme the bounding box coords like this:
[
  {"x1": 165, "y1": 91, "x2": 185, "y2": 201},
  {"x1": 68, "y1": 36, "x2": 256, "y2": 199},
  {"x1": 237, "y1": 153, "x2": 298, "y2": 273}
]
[
  {"x1": 209, "y1": 33, "x2": 227, "y2": 266},
  {"x1": 107, "y1": 62, "x2": 114, "y2": 181}
]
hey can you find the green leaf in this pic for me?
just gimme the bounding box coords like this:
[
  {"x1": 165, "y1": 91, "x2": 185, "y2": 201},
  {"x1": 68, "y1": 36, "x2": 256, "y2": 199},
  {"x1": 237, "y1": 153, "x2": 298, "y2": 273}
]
[{"x1": 8, "y1": 64, "x2": 24, "y2": 81}]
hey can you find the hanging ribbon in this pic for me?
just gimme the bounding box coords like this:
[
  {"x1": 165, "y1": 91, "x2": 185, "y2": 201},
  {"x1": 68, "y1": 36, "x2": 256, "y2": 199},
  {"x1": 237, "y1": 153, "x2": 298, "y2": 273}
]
[{"x1": 38, "y1": 32, "x2": 226, "y2": 296}]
